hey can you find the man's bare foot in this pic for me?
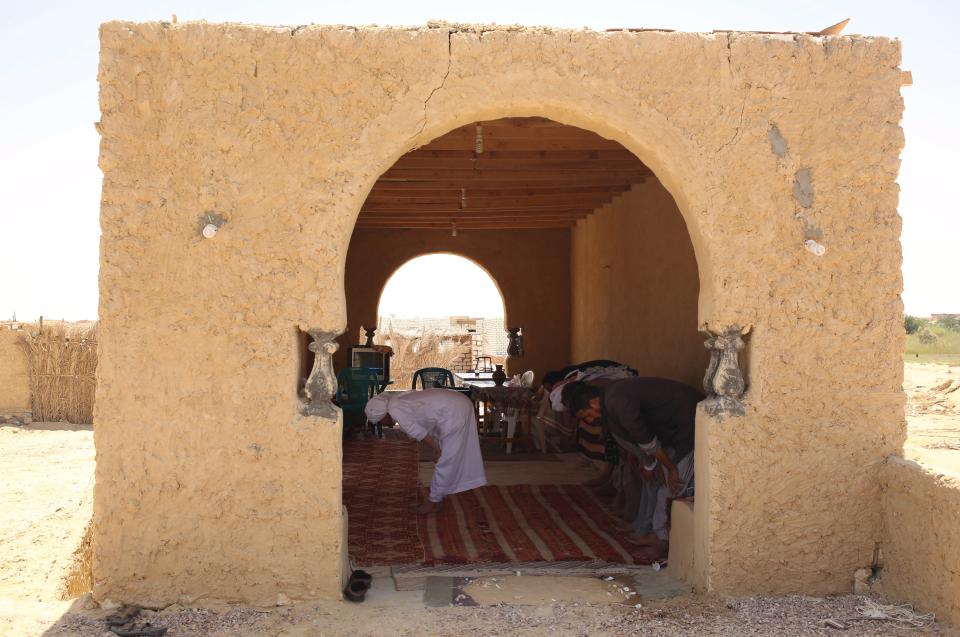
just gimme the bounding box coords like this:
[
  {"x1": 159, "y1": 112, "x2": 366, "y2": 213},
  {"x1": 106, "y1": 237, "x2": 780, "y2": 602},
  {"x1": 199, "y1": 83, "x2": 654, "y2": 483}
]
[
  {"x1": 635, "y1": 543, "x2": 667, "y2": 562},
  {"x1": 417, "y1": 500, "x2": 442, "y2": 515},
  {"x1": 624, "y1": 532, "x2": 659, "y2": 547},
  {"x1": 611, "y1": 518, "x2": 633, "y2": 532}
]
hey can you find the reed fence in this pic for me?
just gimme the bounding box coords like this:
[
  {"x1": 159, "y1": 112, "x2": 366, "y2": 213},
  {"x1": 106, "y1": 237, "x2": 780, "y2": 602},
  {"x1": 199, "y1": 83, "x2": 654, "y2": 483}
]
[{"x1": 18, "y1": 322, "x2": 97, "y2": 424}]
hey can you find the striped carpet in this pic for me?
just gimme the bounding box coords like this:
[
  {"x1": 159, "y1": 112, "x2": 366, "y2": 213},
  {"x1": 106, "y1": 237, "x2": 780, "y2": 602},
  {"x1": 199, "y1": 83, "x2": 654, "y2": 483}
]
[
  {"x1": 418, "y1": 484, "x2": 654, "y2": 566},
  {"x1": 344, "y1": 439, "x2": 652, "y2": 566}
]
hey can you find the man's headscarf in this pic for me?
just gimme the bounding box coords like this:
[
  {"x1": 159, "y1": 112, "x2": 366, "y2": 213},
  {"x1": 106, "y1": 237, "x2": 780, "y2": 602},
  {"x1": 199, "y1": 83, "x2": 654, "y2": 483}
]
[{"x1": 364, "y1": 393, "x2": 392, "y2": 422}]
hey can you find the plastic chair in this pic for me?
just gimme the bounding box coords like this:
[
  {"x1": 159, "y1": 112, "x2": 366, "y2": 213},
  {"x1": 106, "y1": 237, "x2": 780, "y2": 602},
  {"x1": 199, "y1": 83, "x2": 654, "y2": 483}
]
[
  {"x1": 506, "y1": 370, "x2": 536, "y2": 453},
  {"x1": 335, "y1": 367, "x2": 381, "y2": 436},
  {"x1": 519, "y1": 370, "x2": 535, "y2": 387},
  {"x1": 412, "y1": 367, "x2": 456, "y2": 390}
]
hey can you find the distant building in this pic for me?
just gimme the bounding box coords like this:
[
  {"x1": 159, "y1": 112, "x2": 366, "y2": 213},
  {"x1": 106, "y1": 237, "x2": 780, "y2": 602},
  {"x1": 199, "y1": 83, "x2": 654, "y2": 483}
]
[{"x1": 377, "y1": 314, "x2": 508, "y2": 372}]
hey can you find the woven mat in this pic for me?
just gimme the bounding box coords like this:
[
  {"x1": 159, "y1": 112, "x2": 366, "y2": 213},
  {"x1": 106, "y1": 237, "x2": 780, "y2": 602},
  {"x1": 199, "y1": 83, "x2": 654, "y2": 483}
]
[
  {"x1": 342, "y1": 439, "x2": 423, "y2": 565},
  {"x1": 343, "y1": 440, "x2": 651, "y2": 568},
  {"x1": 418, "y1": 484, "x2": 654, "y2": 566},
  {"x1": 418, "y1": 437, "x2": 562, "y2": 462}
]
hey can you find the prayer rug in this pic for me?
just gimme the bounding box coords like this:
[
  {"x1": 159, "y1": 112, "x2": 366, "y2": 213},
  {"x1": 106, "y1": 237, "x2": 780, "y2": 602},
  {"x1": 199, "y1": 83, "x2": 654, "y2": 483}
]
[
  {"x1": 418, "y1": 484, "x2": 654, "y2": 566},
  {"x1": 418, "y1": 437, "x2": 562, "y2": 462},
  {"x1": 342, "y1": 439, "x2": 424, "y2": 565}
]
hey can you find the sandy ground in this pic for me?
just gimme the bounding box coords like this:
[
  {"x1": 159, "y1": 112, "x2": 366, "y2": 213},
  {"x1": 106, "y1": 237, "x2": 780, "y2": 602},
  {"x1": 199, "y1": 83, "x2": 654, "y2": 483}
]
[
  {"x1": 2, "y1": 362, "x2": 958, "y2": 636},
  {"x1": 0, "y1": 423, "x2": 93, "y2": 637},
  {"x1": 903, "y1": 362, "x2": 960, "y2": 477}
]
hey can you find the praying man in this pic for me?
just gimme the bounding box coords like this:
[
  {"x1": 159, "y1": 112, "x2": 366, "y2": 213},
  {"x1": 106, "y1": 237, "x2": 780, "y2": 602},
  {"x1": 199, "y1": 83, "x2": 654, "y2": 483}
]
[
  {"x1": 365, "y1": 389, "x2": 487, "y2": 514},
  {"x1": 565, "y1": 377, "x2": 702, "y2": 559}
]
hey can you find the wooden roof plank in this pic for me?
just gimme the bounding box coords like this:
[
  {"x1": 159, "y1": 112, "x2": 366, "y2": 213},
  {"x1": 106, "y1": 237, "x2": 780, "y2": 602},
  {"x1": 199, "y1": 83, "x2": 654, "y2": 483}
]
[
  {"x1": 355, "y1": 221, "x2": 577, "y2": 229},
  {"x1": 373, "y1": 178, "x2": 641, "y2": 188},
  {"x1": 368, "y1": 185, "x2": 632, "y2": 197}
]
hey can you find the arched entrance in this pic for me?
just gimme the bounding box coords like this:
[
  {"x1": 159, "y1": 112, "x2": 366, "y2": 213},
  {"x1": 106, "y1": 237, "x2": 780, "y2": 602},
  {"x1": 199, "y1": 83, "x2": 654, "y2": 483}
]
[
  {"x1": 339, "y1": 116, "x2": 706, "y2": 580},
  {"x1": 376, "y1": 253, "x2": 507, "y2": 388}
]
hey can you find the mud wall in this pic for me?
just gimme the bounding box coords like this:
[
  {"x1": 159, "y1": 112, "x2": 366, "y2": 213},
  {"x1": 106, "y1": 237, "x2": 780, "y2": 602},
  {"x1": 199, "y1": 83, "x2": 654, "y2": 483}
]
[
  {"x1": 571, "y1": 181, "x2": 705, "y2": 387},
  {"x1": 342, "y1": 228, "x2": 570, "y2": 382},
  {"x1": 878, "y1": 458, "x2": 960, "y2": 626},
  {"x1": 0, "y1": 329, "x2": 31, "y2": 418},
  {"x1": 97, "y1": 22, "x2": 906, "y2": 604}
]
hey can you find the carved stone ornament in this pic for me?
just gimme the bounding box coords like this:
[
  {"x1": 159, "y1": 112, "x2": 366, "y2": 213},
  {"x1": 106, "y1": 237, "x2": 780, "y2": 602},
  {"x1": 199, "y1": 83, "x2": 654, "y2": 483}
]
[
  {"x1": 701, "y1": 324, "x2": 750, "y2": 417},
  {"x1": 301, "y1": 329, "x2": 340, "y2": 419}
]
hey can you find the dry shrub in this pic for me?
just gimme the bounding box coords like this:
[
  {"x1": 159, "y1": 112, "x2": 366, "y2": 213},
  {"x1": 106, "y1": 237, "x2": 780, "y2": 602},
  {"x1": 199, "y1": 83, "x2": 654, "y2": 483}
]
[
  {"x1": 19, "y1": 322, "x2": 97, "y2": 424},
  {"x1": 59, "y1": 521, "x2": 93, "y2": 599},
  {"x1": 378, "y1": 329, "x2": 467, "y2": 389}
]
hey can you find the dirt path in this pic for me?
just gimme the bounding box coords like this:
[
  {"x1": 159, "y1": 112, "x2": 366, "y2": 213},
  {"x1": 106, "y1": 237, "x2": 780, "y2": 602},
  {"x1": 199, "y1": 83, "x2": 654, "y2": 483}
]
[
  {"x1": 39, "y1": 593, "x2": 954, "y2": 636},
  {"x1": 904, "y1": 362, "x2": 960, "y2": 476},
  {"x1": 0, "y1": 423, "x2": 93, "y2": 636}
]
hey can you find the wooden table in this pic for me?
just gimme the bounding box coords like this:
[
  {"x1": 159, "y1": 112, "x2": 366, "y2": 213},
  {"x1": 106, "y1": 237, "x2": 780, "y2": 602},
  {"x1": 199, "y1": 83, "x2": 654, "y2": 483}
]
[
  {"x1": 469, "y1": 385, "x2": 539, "y2": 453},
  {"x1": 453, "y1": 371, "x2": 496, "y2": 388}
]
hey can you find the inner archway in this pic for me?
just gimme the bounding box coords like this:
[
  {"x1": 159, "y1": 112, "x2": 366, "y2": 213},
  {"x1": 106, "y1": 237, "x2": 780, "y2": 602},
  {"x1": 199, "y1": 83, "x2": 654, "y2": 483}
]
[
  {"x1": 376, "y1": 253, "x2": 507, "y2": 388},
  {"x1": 339, "y1": 116, "x2": 705, "y2": 585}
]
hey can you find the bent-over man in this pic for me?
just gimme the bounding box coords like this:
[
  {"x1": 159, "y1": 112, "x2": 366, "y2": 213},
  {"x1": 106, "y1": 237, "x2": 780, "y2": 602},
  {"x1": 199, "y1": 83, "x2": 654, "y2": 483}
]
[
  {"x1": 365, "y1": 389, "x2": 487, "y2": 514},
  {"x1": 565, "y1": 377, "x2": 703, "y2": 558}
]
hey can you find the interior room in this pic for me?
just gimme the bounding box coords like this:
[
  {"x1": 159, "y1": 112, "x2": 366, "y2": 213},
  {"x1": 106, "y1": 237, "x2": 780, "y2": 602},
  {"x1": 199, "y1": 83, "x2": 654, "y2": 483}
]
[{"x1": 335, "y1": 117, "x2": 707, "y2": 579}]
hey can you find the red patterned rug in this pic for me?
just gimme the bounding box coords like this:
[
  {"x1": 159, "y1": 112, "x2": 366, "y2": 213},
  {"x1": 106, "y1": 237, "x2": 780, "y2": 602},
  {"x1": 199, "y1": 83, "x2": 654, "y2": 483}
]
[
  {"x1": 343, "y1": 440, "x2": 653, "y2": 566},
  {"x1": 418, "y1": 484, "x2": 654, "y2": 566},
  {"x1": 342, "y1": 439, "x2": 423, "y2": 565}
]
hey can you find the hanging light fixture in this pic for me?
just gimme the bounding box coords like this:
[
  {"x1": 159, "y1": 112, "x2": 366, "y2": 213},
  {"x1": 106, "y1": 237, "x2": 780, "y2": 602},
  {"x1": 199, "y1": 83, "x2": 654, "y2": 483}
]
[
  {"x1": 460, "y1": 187, "x2": 467, "y2": 210},
  {"x1": 451, "y1": 221, "x2": 457, "y2": 237},
  {"x1": 475, "y1": 124, "x2": 483, "y2": 154}
]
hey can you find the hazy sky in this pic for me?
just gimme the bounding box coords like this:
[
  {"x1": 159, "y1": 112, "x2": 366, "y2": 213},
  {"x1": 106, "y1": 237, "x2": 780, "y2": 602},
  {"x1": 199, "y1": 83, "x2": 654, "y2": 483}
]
[
  {"x1": 379, "y1": 255, "x2": 505, "y2": 318},
  {"x1": 1, "y1": 0, "x2": 956, "y2": 321}
]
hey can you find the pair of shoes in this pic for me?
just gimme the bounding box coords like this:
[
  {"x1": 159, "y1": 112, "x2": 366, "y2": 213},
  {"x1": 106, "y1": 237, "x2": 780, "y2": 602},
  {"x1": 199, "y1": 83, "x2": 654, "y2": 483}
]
[{"x1": 343, "y1": 570, "x2": 373, "y2": 602}]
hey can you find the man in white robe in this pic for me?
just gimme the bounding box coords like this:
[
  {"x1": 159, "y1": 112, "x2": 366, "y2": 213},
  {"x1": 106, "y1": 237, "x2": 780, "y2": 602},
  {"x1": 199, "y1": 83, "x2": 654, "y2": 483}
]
[{"x1": 365, "y1": 389, "x2": 487, "y2": 514}]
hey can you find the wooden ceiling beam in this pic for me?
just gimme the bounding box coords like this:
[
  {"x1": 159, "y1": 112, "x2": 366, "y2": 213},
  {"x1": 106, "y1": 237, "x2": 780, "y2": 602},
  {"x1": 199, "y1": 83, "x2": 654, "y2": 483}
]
[
  {"x1": 358, "y1": 216, "x2": 588, "y2": 223},
  {"x1": 368, "y1": 185, "x2": 633, "y2": 197},
  {"x1": 363, "y1": 195, "x2": 616, "y2": 208},
  {"x1": 359, "y1": 209, "x2": 593, "y2": 217},
  {"x1": 355, "y1": 221, "x2": 577, "y2": 229},
  {"x1": 380, "y1": 169, "x2": 649, "y2": 180},
  {"x1": 372, "y1": 178, "x2": 641, "y2": 189},
  {"x1": 404, "y1": 149, "x2": 639, "y2": 161},
  {"x1": 391, "y1": 159, "x2": 645, "y2": 171},
  {"x1": 361, "y1": 209, "x2": 609, "y2": 217},
  {"x1": 418, "y1": 138, "x2": 626, "y2": 151}
]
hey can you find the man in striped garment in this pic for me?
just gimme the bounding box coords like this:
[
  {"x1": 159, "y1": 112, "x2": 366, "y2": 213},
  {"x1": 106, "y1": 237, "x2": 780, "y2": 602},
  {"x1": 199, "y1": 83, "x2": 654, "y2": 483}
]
[{"x1": 565, "y1": 377, "x2": 703, "y2": 559}]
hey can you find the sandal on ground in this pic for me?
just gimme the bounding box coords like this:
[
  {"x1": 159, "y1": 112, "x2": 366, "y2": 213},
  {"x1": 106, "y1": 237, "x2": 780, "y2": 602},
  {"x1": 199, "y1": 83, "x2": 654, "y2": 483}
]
[
  {"x1": 105, "y1": 606, "x2": 142, "y2": 627},
  {"x1": 108, "y1": 623, "x2": 168, "y2": 637},
  {"x1": 343, "y1": 579, "x2": 369, "y2": 602},
  {"x1": 351, "y1": 570, "x2": 373, "y2": 587},
  {"x1": 343, "y1": 570, "x2": 373, "y2": 602}
]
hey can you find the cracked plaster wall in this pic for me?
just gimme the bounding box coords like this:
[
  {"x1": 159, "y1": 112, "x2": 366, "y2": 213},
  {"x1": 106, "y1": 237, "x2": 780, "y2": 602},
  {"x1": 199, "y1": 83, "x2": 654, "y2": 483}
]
[{"x1": 96, "y1": 22, "x2": 906, "y2": 604}]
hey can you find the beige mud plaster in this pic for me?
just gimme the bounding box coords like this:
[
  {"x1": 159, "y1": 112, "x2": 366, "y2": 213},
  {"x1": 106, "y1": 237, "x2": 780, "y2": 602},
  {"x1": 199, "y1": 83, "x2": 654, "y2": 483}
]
[
  {"x1": 96, "y1": 22, "x2": 906, "y2": 604},
  {"x1": 0, "y1": 330, "x2": 32, "y2": 421},
  {"x1": 878, "y1": 458, "x2": 960, "y2": 626}
]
